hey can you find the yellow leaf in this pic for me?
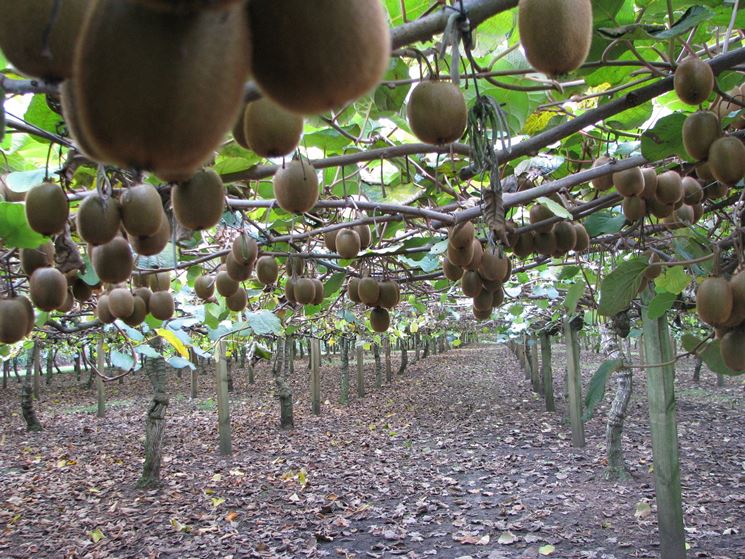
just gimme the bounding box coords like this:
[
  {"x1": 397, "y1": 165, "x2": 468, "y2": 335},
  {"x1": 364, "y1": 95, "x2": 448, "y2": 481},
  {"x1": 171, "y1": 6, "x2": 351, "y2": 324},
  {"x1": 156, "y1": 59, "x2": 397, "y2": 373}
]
[
  {"x1": 89, "y1": 529, "x2": 105, "y2": 543},
  {"x1": 539, "y1": 544, "x2": 555, "y2": 555},
  {"x1": 211, "y1": 497, "x2": 225, "y2": 508},
  {"x1": 225, "y1": 511, "x2": 238, "y2": 522},
  {"x1": 156, "y1": 328, "x2": 189, "y2": 358}
]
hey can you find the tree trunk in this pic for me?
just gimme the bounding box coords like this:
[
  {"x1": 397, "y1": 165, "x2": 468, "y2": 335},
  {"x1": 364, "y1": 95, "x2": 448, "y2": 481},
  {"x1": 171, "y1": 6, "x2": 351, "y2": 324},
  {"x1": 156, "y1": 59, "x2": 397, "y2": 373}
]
[
  {"x1": 138, "y1": 346, "x2": 168, "y2": 489},
  {"x1": 414, "y1": 333, "x2": 420, "y2": 362},
  {"x1": 340, "y1": 338, "x2": 350, "y2": 404},
  {"x1": 45, "y1": 349, "x2": 53, "y2": 385},
  {"x1": 189, "y1": 349, "x2": 198, "y2": 399},
  {"x1": 529, "y1": 338, "x2": 542, "y2": 395},
  {"x1": 398, "y1": 339, "x2": 408, "y2": 375},
  {"x1": 356, "y1": 344, "x2": 365, "y2": 398},
  {"x1": 384, "y1": 337, "x2": 392, "y2": 383},
  {"x1": 32, "y1": 342, "x2": 41, "y2": 400},
  {"x1": 540, "y1": 334, "x2": 555, "y2": 412},
  {"x1": 215, "y1": 340, "x2": 232, "y2": 455},
  {"x1": 289, "y1": 335, "x2": 295, "y2": 376},
  {"x1": 2, "y1": 360, "x2": 8, "y2": 389},
  {"x1": 278, "y1": 337, "x2": 294, "y2": 428},
  {"x1": 96, "y1": 337, "x2": 106, "y2": 418},
  {"x1": 601, "y1": 323, "x2": 633, "y2": 481},
  {"x1": 310, "y1": 339, "x2": 321, "y2": 415},
  {"x1": 422, "y1": 335, "x2": 430, "y2": 359},
  {"x1": 74, "y1": 352, "x2": 81, "y2": 382},
  {"x1": 692, "y1": 356, "x2": 702, "y2": 383},
  {"x1": 22, "y1": 348, "x2": 42, "y2": 432},
  {"x1": 226, "y1": 356, "x2": 234, "y2": 393},
  {"x1": 373, "y1": 343, "x2": 382, "y2": 388},
  {"x1": 565, "y1": 320, "x2": 585, "y2": 448}
]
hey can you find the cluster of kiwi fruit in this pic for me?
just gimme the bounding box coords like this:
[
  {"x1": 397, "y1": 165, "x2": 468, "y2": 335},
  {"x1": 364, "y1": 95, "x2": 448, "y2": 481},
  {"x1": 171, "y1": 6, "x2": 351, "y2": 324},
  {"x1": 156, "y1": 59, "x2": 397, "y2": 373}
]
[
  {"x1": 347, "y1": 275, "x2": 400, "y2": 332},
  {"x1": 96, "y1": 271, "x2": 174, "y2": 326},
  {"x1": 324, "y1": 224, "x2": 372, "y2": 259},
  {"x1": 695, "y1": 273, "x2": 745, "y2": 371},
  {"x1": 284, "y1": 257, "x2": 325, "y2": 307},
  {"x1": 508, "y1": 207, "x2": 589, "y2": 259},
  {"x1": 406, "y1": 80, "x2": 467, "y2": 145},
  {"x1": 683, "y1": 111, "x2": 745, "y2": 189}
]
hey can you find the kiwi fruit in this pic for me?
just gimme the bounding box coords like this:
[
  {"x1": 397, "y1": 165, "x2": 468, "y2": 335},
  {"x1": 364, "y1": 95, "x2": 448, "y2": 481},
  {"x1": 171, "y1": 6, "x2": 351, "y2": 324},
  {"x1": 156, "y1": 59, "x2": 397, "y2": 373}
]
[
  {"x1": 377, "y1": 281, "x2": 398, "y2": 309},
  {"x1": 696, "y1": 276, "x2": 733, "y2": 326},
  {"x1": 0, "y1": 0, "x2": 87, "y2": 80},
  {"x1": 256, "y1": 256, "x2": 278, "y2": 285},
  {"x1": 194, "y1": 274, "x2": 215, "y2": 299},
  {"x1": 284, "y1": 277, "x2": 297, "y2": 304},
  {"x1": 30, "y1": 267, "x2": 68, "y2": 311},
  {"x1": 517, "y1": 0, "x2": 592, "y2": 76},
  {"x1": 449, "y1": 222, "x2": 475, "y2": 250},
  {"x1": 232, "y1": 107, "x2": 250, "y2": 149},
  {"x1": 622, "y1": 196, "x2": 646, "y2": 221},
  {"x1": 683, "y1": 111, "x2": 721, "y2": 161},
  {"x1": 682, "y1": 177, "x2": 704, "y2": 205},
  {"x1": 726, "y1": 271, "x2": 745, "y2": 328},
  {"x1": 591, "y1": 156, "x2": 614, "y2": 191},
  {"x1": 355, "y1": 225, "x2": 372, "y2": 249},
  {"x1": 358, "y1": 277, "x2": 380, "y2": 307},
  {"x1": 708, "y1": 136, "x2": 745, "y2": 186},
  {"x1": 108, "y1": 288, "x2": 135, "y2": 319},
  {"x1": 123, "y1": 296, "x2": 148, "y2": 327},
  {"x1": 132, "y1": 0, "x2": 243, "y2": 12},
  {"x1": 96, "y1": 295, "x2": 116, "y2": 324},
  {"x1": 215, "y1": 270, "x2": 239, "y2": 297},
  {"x1": 647, "y1": 198, "x2": 675, "y2": 219},
  {"x1": 613, "y1": 167, "x2": 644, "y2": 197},
  {"x1": 73, "y1": 1, "x2": 251, "y2": 182},
  {"x1": 674, "y1": 204, "x2": 695, "y2": 225},
  {"x1": 492, "y1": 287, "x2": 505, "y2": 307},
  {"x1": 149, "y1": 291, "x2": 175, "y2": 320},
  {"x1": 369, "y1": 307, "x2": 390, "y2": 333},
  {"x1": 512, "y1": 232, "x2": 534, "y2": 258},
  {"x1": 172, "y1": 169, "x2": 226, "y2": 230},
  {"x1": 691, "y1": 203, "x2": 704, "y2": 223},
  {"x1": 715, "y1": 85, "x2": 745, "y2": 128},
  {"x1": 447, "y1": 240, "x2": 475, "y2": 268},
  {"x1": 134, "y1": 286, "x2": 152, "y2": 307},
  {"x1": 479, "y1": 248, "x2": 508, "y2": 282},
  {"x1": 696, "y1": 161, "x2": 715, "y2": 182},
  {"x1": 286, "y1": 255, "x2": 305, "y2": 277},
  {"x1": 335, "y1": 228, "x2": 361, "y2": 259},
  {"x1": 232, "y1": 233, "x2": 258, "y2": 265},
  {"x1": 573, "y1": 224, "x2": 590, "y2": 252},
  {"x1": 639, "y1": 168, "x2": 658, "y2": 200},
  {"x1": 0, "y1": 297, "x2": 32, "y2": 344},
  {"x1": 273, "y1": 159, "x2": 319, "y2": 214},
  {"x1": 674, "y1": 57, "x2": 714, "y2": 106},
  {"x1": 311, "y1": 279, "x2": 325, "y2": 305},
  {"x1": 655, "y1": 171, "x2": 683, "y2": 205},
  {"x1": 464, "y1": 239, "x2": 484, "y2": 271},
  {"x1": 552, "y1": 221, "x2": 577, "y2": 254},
  {"x1": 461, "y1": 270, "x2": 483, "y2": 298},
  {"x1": 76, "y1": 194, "x2": 121, "y2": 246},
  {"x1": 705, "y1": 181, "x2": 729, "y2": 200},
  {"x1": 505, "y1": 221, "x2": 519, "y2": 248},
  {"x1": 533, "y1": 230, "x2": 557, "y2": 257},
  {"x1": 407, "y1": 81, "x2": 468, "y2": 145},
  {"x1": 442, "y1": 257, "x2": 464, "y2": 281},
  {"x1": 225, "y1": 287, "x2": 247, "y2": 312},
  {"x1": 247, "y1": 0, "x2": 390, "y2": 115},
  {"x1": 72, "y1": 278, "x2": 93, "y2": 302},
  {"x1": 149, "y1": 271, "x2": 171, "y2": 292},
  {"x1": 120, "y1": 184, "x2": 164, "y2": 237},
  {"x1": 720, "y1": 328, "x2": 745, "y2": 370},
  {"x1": 129, "y1": 215, "x2": 171, "y2": 257},
  {"x1": 472, "y1": 305, "x2": 492, "y2": 321},
  {"x1": 473, "y1": 290, "x2": 494, "y2": 312},
  {"x1": 644, "y1": 256, "x2": 662, "y2": 281},
  {"x1": 242, "y1": 98, "x2": 304, "y2": 158},
  {"x1": 25, "y1": 182, "x2": 69, "y2": 236},
  {"x1": 481, "y1": 278, "x2": 502, "y2": 294},
  {"x1": 59, "y1": 80, "x2": 102, "y2": 160},
  {"x1": 226, "y1": 252, "x2": 253, "y2": 282},
  {"x1": 92, "y1": 237, "x2": 134, "y2": 284},
  {"x1": 20, "y1": 241, "x2": 55, "y2": 276},
  {"x1": 294, "y1": 278, "x2": 316, "y2": 305},
  {"x1": 529, "y1": 204, "x2": 555, "y2": 233},
  {"x1": 324, "y1": 230, "x2": 338, "y2": 252}
]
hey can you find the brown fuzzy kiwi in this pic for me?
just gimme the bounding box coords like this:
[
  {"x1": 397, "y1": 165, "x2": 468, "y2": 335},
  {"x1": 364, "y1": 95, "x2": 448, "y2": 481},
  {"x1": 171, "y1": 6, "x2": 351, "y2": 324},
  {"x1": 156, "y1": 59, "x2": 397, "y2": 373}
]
[
  {"x1": 613, "y1": 167, "x2": 644, "y2": 197},
  {"x1": 518, "y1": 0, "x2": 592, "y2": 76},
  {"x1": 335, "y1": 228, "x2": 361, "y2": 259},
  {"x1": 553, "y1": 221, "x2": 578, "y2": 254},
  {"x1": 407, "y1": 81, "x2": 468, "y2": 145},
  {"x1": 225, "y1": 252, "x2": 253, "y2": 282},
  {"x1": 448, "y1": 222, "x2": 475, "y2": 250},
  {"x1": 194, "y1": 275, "x2": 215, "y2": 299},
  {"x1": 132, "y1": 0, "x2": 243, "y2": 12},
  {"x1": 149, "y1": 291, "x2": 175, "y2": 320},
  {"x1": 719, "y1": 328, "x2": 745, "y2": 371},
  {"x1": 461, "y1": 270, "x2": 483, "y2": 298},
  {"x1": 20, "y1": 241, "x2": 55, "y2": 276},
  {"x1": 715, "y1": 85, "x2": 745, "y2": 128},
  {"x1": 472, "y1": 305, "x2": 492, "y2": 321},
  {"x1": 464, "y1": 239, "x2": 484, "y2": 271},
  {"x1": 378, "y1": 281, "x2": 398, "y2": 309},
  {"x1": 72, "y1": 278, "x2": 93, "y2": 302},
  {"x1": 358, "y1": 277, "x2": 381, "y2": 307},
  {"x1": 108, "y1": 288, "x2": 135, "y2": 319},
  {"x1": 242, "y1": 97, "x2": 304, "y2": 158},
  {"x1": 492, "y1": 287, "x2": 505, "y2": 307},
  {"x1": 696, "y1": 276, "x2": 733, "y2": 326},
  {"x1": 311, "y1": 279, "x2": 325, "y2": 305},
  {"x1": 590, "y1": 156, "x2": 614, "y2": 191},
  {"x1": 133, "y1": 287, "x2": 152, "y2": 307},
  {"x1": 473, "y1": 290, "x2": 494, "y2": 312},
  {"x1": 647, "y1": 197, "x2": 675, "y2": 219},
  {"x1": 533, "y1": 230, "x2": 557, "y2": 257},
  {"x1": 505, "y1": 220, "x2": 519, "y2": 248},
  {"x1": 674, "y1": 204, "x2": 695, "y2": 225},
  {"x1": 284, "y1": 277, "x2": 297, "y2": 304},
  {"x1": 529, "y1": 204, "x2": 555, "y2": 233},
  {"x1": 644, "y1": 254, "x2": 662, "y2": 280},
  {"x1": 639, "y1": 168, "x2": 658, "y2": 200},
  {"x1": 481, "y1": 278, "x2": 503, "y2": 294},
  {"x1": 77, "y1": 194, "x2": 122, "y2": 246},
  {"x1": 293, "y1": 278, "x2": 316, "y2": 305},
  {"x1": 172, "y1": 169, "x2": 226, "y2": 230},
  {"x1": 324, "y1": 230, "x2": 338, "y2": 252},
  {"x1": 232, "y1": 107, "x2": 250, "y2": 149},
  {"x1": 443, "y1": 257, "x2": 464, "y2": 281},
  {"x1": 655, "y1": 171, "x2": 683, "y2": 205},
  {"x1": 691, "y1": 203, "x2": 704, "y2": 223},
  {"x1": 0, "y1": 0, "x2": 87, "y2": 80},
  {"x1": 129, "y1": 214, "x2": 171, "y2": 257},
  {"x1": 708, "y1": 136, "x2": 745, "y2": 186},
  {"x1": 232, "y1": 233, "x2": 258, "y2": 265},
  {"x1": 674, "y1": 57, "x2": 714, "y2": 106},
  {"x1": 96, "y1": 294, "x2": 116, "y2": 324},
  {"x1": 355, "y1": 225, "x2": 372, "y2": 249},
  {"x1": 447, "y1": 240, "x2": 475, "y2": 268},
  {"x1": 273, "y1": 159, "x2": 319, "y2": 213},
  {"x1": 705, "y1": 182, "x2": 729, "y2": 200},
  {"x1": 215, "y1": 270, "x2": 239, "y2": 297},
  {"x1": 247, "y1": 0, "x2": 390, "y2": 115},
  {"x1": 370, "y1": 307, "x2": 390, "y2": 333},
  {"x1": 25, "y1": 182, "x2": 69, "y2": 236},
  {"x1": 59, "y1": 80, "x2": 102, "y2": 160},
  {"x1": 92, "y1": 237, "x2": 133, "y2": 283},
  {"x1": 123, "y1": 296, "x2": 148, "y2": 327},
  {"x1": 347, "y1": 278, "x2": 361, "y2": 303},
  {"x1": 120, "y1": 184, "x2": 164, "y2": 238},
  {"x1": 73, "y1": 1, "x2": 251, "y2": 182},
  {"x1": 512, "y1": 232, "x2": 535, "y2": 258},
  {"x1": 696, "y1": 161, "x2": 715, "y2": 182},
  {"x1": 573, "y1": 224, "x2": 590, "y2": 252},
  {"x1": 226, "y1": 287, "x2": 247, "y2": 312},
  {"x1": 622, "y1": 196, "x2": 646, "y2": 221},
  {"x1": 0, "y1": 297, "x2": 31, "y2": 344},
  {"x1": 683, "y1": 111, "x2": 721, "y2": 161},
  {"x1": 726, "y1": 271, "x2": 745, "y2": 328},
  {"x1": 284, "y1": 255, "x2": 305, "y2": 278},
  {"x1": 29, "y1": 267, "x2": 68, "y2": 311},
  {"x1": 478, "y1": 248, "x2": 508, "y2": 282},
  {"x1": 149, "y1": 271, "x2": 171, "y2": 292},
  {"x1": 682, "y1": 177, "x2": 704, "y2": 205},
  {"x1": 256, "y1": 256, "x2": 278, "y2": 285}
]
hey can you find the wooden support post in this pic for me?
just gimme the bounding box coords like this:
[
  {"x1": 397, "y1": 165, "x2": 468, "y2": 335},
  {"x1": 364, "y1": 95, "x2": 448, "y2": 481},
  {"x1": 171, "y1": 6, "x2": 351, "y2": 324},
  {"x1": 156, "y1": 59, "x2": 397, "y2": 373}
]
[
  {"x1": 189, "y1": 349, "x2": 198, "y2": 399},
  {"x1": 96, "y1": 337, "x2": 106, "y2": 418},
  {"x1": 384, "y1": 337, "x2": 392, "y2": 383},
  {"x1": 522, "y1": 336, "x2": 531, "y2": 380},
  {"x1": 32, "y1": 342, "x2": 41, "y2": 400},
  {"x1": 642, "y1": 307, "x2": 686, "y2": 559},
  {"x1": 310, "y1": 339, "x2": 321, "y2": 416},
  {"x1": 565, "y1": 319, "x2": 585, "y2": 448},
  {"x1": 340, "y1": 338, "x2": 350, "y2": 404},
  {"x1": 356, "y1": 345, "x2": 365, "y2": 398},
  {"x1": 215, "y1": 340, "x2": 232, "y2": 456},
  {"x1": 540, "y1": 334, "x2": 555, "y2": 412},
  {"x1": 530, "y1": 338, "x2": 542, "y2": 394}
]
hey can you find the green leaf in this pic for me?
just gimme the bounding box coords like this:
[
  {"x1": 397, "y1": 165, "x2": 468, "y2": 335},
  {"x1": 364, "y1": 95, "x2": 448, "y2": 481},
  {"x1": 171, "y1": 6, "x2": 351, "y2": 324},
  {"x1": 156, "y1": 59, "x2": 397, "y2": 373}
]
[
  {"x1": 4, "y1": 169, "x2": 48, "y2": 192},
  {"x1": 110, "y1": 349, "x2": 135, "y2": 371},
  {"x1": 0, "y1": 202, "x2": 47, "y2": 249},
  {"x1": 654, "y1": 266, "x2": 690, "y2": 294},
  {"x1": 564, "y1": 282, "x2": 585, "y2": 314},
  {"x1": 681, "y1": 334, "x2": 741, "y2": 376},
  {"x1": 648, "y1": 290, "x2": 677, "y2": 320},
  {"x1": 641, "y1": 112, "x2": 691, "y2": 162},
  {"x1": 24, "y1": 94, "x2": 64, "y2": 136},
  {"x1": 583, "y1": 358, "x2": 623, "y2": 421},
  {"x1": 88, "y1": 529, "x2": 105, "y2": 544},
  {"x1": 536, "y1": 197, "x2": 572, "y2": 219},
  {"x1": 246, "y1": 310, "x2": 281, "y2": 336},
  {"x1": 583, "y1": 210, "x2": 626, "y2": 237},
  {"x1": 323, "y1": 272, "x2": 345, "y2": 298},
  {"x1": 654, "y1": 6, "x2": 715, "y2": 39},
  {"x1": 167, "y1": 356, "x2": 196, "y2": 370},
  {"x1": 598, "y1": 258, "x2": 647, "y2": 316},
  {"x1": 135, "y1": 345, "x2": 161, "y2": 359}
]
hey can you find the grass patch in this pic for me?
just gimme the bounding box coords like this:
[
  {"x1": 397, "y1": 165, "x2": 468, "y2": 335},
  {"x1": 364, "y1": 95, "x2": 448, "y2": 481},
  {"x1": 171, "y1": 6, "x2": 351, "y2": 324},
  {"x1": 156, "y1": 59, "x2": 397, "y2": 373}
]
[{"x1": 196, "y1": 398, "x2": 216, "y2": 411}]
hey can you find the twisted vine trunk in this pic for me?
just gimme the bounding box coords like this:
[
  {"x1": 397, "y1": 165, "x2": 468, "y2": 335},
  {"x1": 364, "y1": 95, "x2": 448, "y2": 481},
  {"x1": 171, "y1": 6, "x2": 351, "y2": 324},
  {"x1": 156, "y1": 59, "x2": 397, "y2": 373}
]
[
  {"x1": 22, "y1": 346, "x2": 42, "y2": 432},
  {"x1": 275, "y1": 337, "x2": 294, "y2": 429},
  {"x1": 398, "y1": 339, "x2": 408, "y2": 375},
  {"x1": 340, "y1": 337, "x2": 350, "y2": 404},
  {"x1": 601, "y1": 323, "x2": 633, "y2": 481},
  {"x1": 138, "y1": 348, "x2": 168, "y2": 489},
  {"x1": 373, "y1": 343, "x2": 382, "y2": 388},
  {"x1": 384, "y1": 337, "x2": 392, "y2": 383}
]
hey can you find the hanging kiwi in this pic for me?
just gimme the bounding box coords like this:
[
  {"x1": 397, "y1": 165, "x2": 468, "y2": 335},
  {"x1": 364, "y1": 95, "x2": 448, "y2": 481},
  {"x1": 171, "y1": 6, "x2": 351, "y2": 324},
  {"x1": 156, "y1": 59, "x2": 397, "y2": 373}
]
[
  {"x1": 96, "y1": 294, "x2": 116, "y2": 324},
  {"x1": 123, "y1": 296, "x2": 148, "y2": 327},
  {"x1": 512, "y1": 232, "x2": 534, "y2": 258},
  {"x1": 479, "y1": 248, "x2": 508, "y2": 282},
  {"x1": 247, "y1": 0, "x2": 390, "y2": 115},
  {"x1": 553, "y1": 221, "x2": 578, "y2": 253},
  {"x1": 683, "y1": 111, "x2": 721, "y2": 161},
  {"x1": 335, "y1": 228, "x2": 361, "y2": 259},
  {"x1": 215, "y1": 270, "x2": 239, "y2": 297},
  {"x1": 533, "y1": 230, "x2": 557, "y2": 257},
  {"x1": 25, "y1": 182, "x2": 69, "y2": 236},
  {"x1": 72, "y1": 278, "x2": 93, "y2": 302},
  {"x1": 715, "y1": 85, "x2": 745, "y2": 128},
  {"x1": 644, "y1": 254, "x2": 662, "y2": 280},
  {"x1": 355, "y1": 225, "x2": 372, "y2": 250},
  {"x1": 232, "y1": 233, "x2": 258, "y2": 266},
  {"x1": 590, "y1": 156, "x2": 614, "y2": 191},
  {"x1": 378, "y1": 281, "x2": 399, "y2": 309},
  {"x1": 242, "y1": 98, "x2": 304, "y2": 158},
  {"x1": 129, "y1": 215, "x2": 171, "y2": 257},
  {"x1": 707, "y1": 136, "x2": 745, "y2": 186},
  {"x1": 149, "y1": 291, "x2": 175, "y2": 320},
  {"x1": 20, "y1": 241, "x2": 55, "y2": 276},
  {"x1": 447, "y1": 240, "x2": 475, "y2": 268},
  {"x1": 347, "y1": 278, "x2": 362, "y2": 303},
  {"x1": 29, "y1": 267, "x2": 68, "y2": 311},
  {"x1": 622, "y1": 196, "x2": 646, "y2": 221},
  {"x1": 529, "y1": 204, "x2": 554, "y2": 233},
  {"x1": 464, "y1": 239, "x2": 484, "y2": 272},
  {"x1": 134, "y1": 286, "x2": 152, "y2": 308},
  {"x1": 647, "y1": 197, "x2": 675, "y2": 219},
  {"x1": 448, "y1": 222, "x2": 475, "y2": 250},
  {"x1": 77, "y1": 193, "x2": 122, "y2": 246},
  {"x1": 358, "y1": 277, "x2": 381, "y2": 307},
  {"x1": 518, "y1": 0, "x2": 593, "y2": 76},
  {"x1": 369, "y1": 307, "x2": 390, "y2": 333},
  {"x1": 407, "y1": 81, "x2": 468, "y2": 145},
  {"x1": 682, "y1": 177, "x2": 704, "y2": 205},
  {"x1": 0, "y1": 297, "x2": 33, "y2": 344},
  {"x1": 573, "y1": 224, "x2": 590, "y2": 252},
  {"x1": 194, "y1": 274, "x2": 215, "y2": 300},
  {"x1": 256, "y1": 256, "x2": 278, "y2": 286},
  {"x1": 655, "y1": 171, "x2": 683, "y2": 205},
  {"x1": 149, "y1": 271, "x2": 171, "y2": 292},
  {"x1": 226, "y1": 252, "x2": 253, "y2": 282},
  {"x1": 73, "y1": 1, "x2": 251, "y2": 181},
  {"x1": 720, "y1": 328, "x2": 745, "y2": 371},
  {"x1": 639, "y1": 168, "x2": 658, "y2": 200},
  {"x1": 91, "y1": 237, "x2": 134, "y2": 284},
  {"x1": 461, "y1": 270, "x2": 483, "y2": 298},
  {"x1": 674, "y1": 57, "x2": 714, "y2": 106},
  {"x1": 286, "y1": 255, "x2": 305, "y2": 277},
  {"x1": 311, "y1": 279, "x2": 325, "y2": 306},
  {"x1": 324, "y1": 230, "x2": 338, "y2": 252},
  {"x1": 473, "y1": 290, "x2": 494, "y2": 312},
  {"x1": 172, "y1": 169, "x2": 226, "y2": 230},
  {"x1": 225, "y1": 287, "x2": 247, "y2": 312},
  {"x1": 120, "y1": 184, "x2": 164, "y2": 238},
  {"x1": 442, "y1": 257, "x2": 464, "y2": 281},
  {"x1": 294, "y1": 278, "x2": 316, "y2": 305},
  {"x1": 473, "y1": 305, "x2": 492, "y2": 321},
  {"x1": 108, "y1": 288, "x2": 135, "y2": 319},
  {"x1": 273, "y1": 159, "x2": 319, "y2": 214},
  {"x1": 696, "y1": 276, "x2": 733, "y2": 326},
  {"x1": 613, "y1": 167, "x2": 644, "y2": 197}
]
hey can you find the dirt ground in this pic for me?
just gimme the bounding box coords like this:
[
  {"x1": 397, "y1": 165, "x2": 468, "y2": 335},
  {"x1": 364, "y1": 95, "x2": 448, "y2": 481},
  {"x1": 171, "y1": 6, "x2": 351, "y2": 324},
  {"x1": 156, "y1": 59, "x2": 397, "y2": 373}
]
[{"x1": 1, "y1": 341, "x2": 744, "y2": 559}]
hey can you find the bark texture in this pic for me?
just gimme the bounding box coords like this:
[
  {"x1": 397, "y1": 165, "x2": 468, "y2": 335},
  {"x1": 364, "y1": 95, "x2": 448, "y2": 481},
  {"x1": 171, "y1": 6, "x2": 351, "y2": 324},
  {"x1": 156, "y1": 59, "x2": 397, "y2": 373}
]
[{"x1": 138, "y1": 351, "x2": 168, "y2": 489}]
